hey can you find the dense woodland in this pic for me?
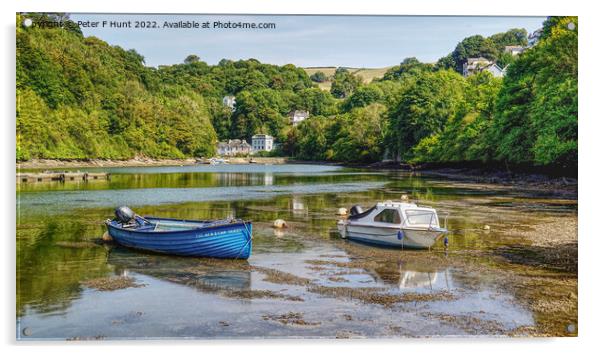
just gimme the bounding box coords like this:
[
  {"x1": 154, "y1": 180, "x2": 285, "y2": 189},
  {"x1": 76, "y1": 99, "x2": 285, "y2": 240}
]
[{"x1": 17, "y1": 14, "x2": 577, "y2": 171}]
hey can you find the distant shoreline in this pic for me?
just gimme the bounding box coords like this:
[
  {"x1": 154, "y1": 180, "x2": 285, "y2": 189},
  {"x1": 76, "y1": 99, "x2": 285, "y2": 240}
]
[
  {"x1": 16, "y1": 157, "x2": 290, "y2": 169},
  {"x1": 15, "y1": 158, "x2": 577, "y2": 195}
]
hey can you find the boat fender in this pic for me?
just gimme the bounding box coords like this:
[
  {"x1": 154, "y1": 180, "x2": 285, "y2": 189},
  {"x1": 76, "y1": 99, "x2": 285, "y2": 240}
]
[
  {"x1": 397, "y1": 230, "x2": 404, "y2": 240},
  {"x1": 102, "y1": 231, "x2": 113, "y2": 242}
]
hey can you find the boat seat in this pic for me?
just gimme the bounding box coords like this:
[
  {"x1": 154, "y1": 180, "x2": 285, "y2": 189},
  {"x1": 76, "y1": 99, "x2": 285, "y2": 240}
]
[{"x1": 347, "y1": 206, "x2": 376, "y2": 220}]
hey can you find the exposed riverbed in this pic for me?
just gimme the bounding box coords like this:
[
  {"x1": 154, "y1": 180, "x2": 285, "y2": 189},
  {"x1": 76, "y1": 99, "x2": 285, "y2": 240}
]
[{"x1": 16, "y1": 164, "x2": 577, "y2": 339}]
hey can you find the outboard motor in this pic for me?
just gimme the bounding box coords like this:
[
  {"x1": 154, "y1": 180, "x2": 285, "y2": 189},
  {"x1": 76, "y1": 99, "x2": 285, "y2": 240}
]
[
  {"x1": 349, "y1": 205, "x2": 363, "y2": 216},
  {"x1": 115, "y1": 206, "x2": 135, "y2": 224}
]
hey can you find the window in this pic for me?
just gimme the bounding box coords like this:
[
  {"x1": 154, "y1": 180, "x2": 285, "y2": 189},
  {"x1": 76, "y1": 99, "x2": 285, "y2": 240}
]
[
  {"x1": 373, "y1": 209, "x2": 401, "y2": 224},
  {"x1": 405, "y1": 210, "x2": 435, "y2": 225}
]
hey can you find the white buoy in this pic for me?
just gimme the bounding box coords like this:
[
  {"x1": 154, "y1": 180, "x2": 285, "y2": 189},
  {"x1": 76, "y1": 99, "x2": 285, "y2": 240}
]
[
  {"x1": 273, "y1": 219, "x2": 288, "y2": 229},
  {"x1": 336, "y1": 208, "x2": 348, "y2": 216},
  {"x1": 483, "y1": 225, "x2": 491, "y2": 231}
]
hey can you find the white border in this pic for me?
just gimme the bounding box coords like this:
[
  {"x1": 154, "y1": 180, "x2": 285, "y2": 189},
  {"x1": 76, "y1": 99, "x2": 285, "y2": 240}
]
[{"x1": 3, "y1": 1, "x2": 600, "y2": 354}]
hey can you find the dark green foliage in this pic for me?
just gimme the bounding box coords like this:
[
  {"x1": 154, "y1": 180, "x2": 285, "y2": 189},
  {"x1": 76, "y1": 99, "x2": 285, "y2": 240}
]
[
  {"x1": 330, "y1": 68, "x2": 363, "y2": 98},
  {"x1": 492, "y1": 16, "x2": 578, "y2": 168},
  {"x1": 16, "y1": 14, "x2": 577, "y2": 171},
  {"x1": 404, "y1": 17, "x2": 577, "y2": 170},
  {"x1": 436, "y1": 29, "x2": 528, "y2": 73},
  {"x1": 451, "y1": 35, "x2": 498, "y2": 72},
  {"x1": 309, "y1": 71, "x2": 327, "y2": 82},
  {"x1": 17, "y1": 13, "x2": 217, "y2": 159},
  {"x1": 295, "y1": 88, "x2": 337, "y2": 115},
  {"x1": 288, "y1": 104, "x2": 387, "y2": 163},
  {"x1": 184, "y1": 54, "x2": 200, "y2": 64},
  {"x1": 341, "y1": 85, "x2": 384, "y2": 111},
  {"x1": 488, "y1": 28, "x2": 528, "y2": 53},
  {"x1": 330, "y1": 104, "x2": 388, "y2": 162},
  {"x1": 388, "y1": 70, "x2": 467, "y2": 158},
  {"x1": 382, "y1": 57, "x2": 433, "y2": 80},
  {"x1": 230, "y1": 89, "x2": 292, "y2": 141},
  {"x1": 410, "y1": 72, "x2": 502, "y2": 163}
]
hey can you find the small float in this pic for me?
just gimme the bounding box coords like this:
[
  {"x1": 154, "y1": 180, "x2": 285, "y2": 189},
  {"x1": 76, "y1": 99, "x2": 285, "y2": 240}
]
[
  {"x1": 105, "y1": 206, "x2": 252, "y2": 259},
  {"x1": 337, "y1": 200, "x2": 448, "y2": 249}
]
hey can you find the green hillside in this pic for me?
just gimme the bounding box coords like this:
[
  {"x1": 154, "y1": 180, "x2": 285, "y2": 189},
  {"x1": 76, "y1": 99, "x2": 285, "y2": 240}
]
[{"x1": 16, "y1": 14, "x2": 577, "y2": 171}]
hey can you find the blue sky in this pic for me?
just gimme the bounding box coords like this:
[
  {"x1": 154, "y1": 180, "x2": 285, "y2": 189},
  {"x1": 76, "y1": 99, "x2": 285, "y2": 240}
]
[{"x1": 70, "y1": 14, "x2": 546, "y2": 68}]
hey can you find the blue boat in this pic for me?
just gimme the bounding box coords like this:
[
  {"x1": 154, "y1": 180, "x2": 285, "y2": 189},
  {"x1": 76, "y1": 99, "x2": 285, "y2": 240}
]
[{"x1": 105, "y1": 207, "x2": 252, "y2": 259}]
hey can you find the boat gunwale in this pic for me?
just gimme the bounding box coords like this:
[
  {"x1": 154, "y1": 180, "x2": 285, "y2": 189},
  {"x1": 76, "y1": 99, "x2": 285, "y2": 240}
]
[
  {"x1": 345, "y1": 222, "x2": 447, "y2": 233},
  {"x1": 106, "y1": 217, "x2": 252, "y2": 235}
]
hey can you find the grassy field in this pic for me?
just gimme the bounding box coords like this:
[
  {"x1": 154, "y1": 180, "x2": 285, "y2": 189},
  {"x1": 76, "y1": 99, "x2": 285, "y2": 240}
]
[{"x1": 303, "y1": 66, "x2": 392, "y2": 91}]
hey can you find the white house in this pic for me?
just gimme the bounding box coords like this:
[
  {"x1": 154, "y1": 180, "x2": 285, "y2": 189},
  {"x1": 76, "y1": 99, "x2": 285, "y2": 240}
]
[
  {"x1": 504, "y1": 45, "x2": 525, "y2": 56},
  {"x1": 484, "y1": 63, "x2": 505, "y2": 78},
  {"x1": 251, "y1": 134, "x2": 274, "y2": 153},
  {"x1": 217, "y1": 139, "x2": 251, "y2": 156},
  {"x1": 222, "y1": 95, "x2": 236, "y2": 111},
  {"x1": 463, "y1": 57, "x2": 505, "y2": 78},
  {"x1": 462, "y1": 57, "x2": 492, "y2": 77},
  {"x1": 289, "y1": 110, "x2": 309, "y2": 126}
]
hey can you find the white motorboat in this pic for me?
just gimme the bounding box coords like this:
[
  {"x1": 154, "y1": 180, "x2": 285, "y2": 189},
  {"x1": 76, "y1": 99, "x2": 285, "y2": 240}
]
[
  {"x1": 209, "y1": 157, "x2": 229, "y2": 165},
  {"x1": 337, "y1": 200, "x2": 448, "y2": 249}
]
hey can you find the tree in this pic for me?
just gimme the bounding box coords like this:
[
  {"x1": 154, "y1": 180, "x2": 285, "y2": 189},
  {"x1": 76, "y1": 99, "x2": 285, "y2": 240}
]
[
  {"x1": 310, "y1": 71, "x2": 327, "y2": 82},
  {"x1": 490, "y1": 17, "x2": 577, "y2": 168},
  {"x1": 330, "y1": 68, "x2": 362, "y2": 98},
  {"x1": 451, "y1": 35, "x2": 498, "y2": 73},
  {"x1": 293, "y1": 116, "x2": 333, "y2": 160},
  {"x1": 388, "y1": 70, "x2": 467, "y2": 160},
  {"x1": 382, "y1": 57, "x2": 433, "y2": 80},
  {"x1": 488, "y1": 28, "x2": 528, "y2": 53},
  {"x1": 341, "y1": 85, "x2": 383, "y2": 111},
  {"x1": 184, "y1": 54, "x2": 200, "y2": 64},
  {"x1": 331, "y1": 104, "x2": 388, "y2": 162}
]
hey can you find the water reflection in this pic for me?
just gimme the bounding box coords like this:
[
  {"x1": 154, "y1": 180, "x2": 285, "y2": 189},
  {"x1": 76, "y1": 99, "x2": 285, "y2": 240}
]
[
  {"x1": 399, "y1": 270, "x2": 440, "y2": 290},
  {"x1": 107, "y1": 248, "x2": 252, "y2": 292}
]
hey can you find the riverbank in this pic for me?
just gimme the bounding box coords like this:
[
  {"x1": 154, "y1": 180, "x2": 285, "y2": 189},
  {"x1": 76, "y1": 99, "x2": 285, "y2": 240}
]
[
  {"x1": 419, "y1": 167, "x2": 578, "y2": 198},
  {"x1": 16, "y1": 157, "x2": 290, "y2": 169}
]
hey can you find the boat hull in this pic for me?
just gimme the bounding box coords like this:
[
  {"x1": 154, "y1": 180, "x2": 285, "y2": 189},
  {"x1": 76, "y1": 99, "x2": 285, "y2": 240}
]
[
  {"x1": 106, "y1": 218, "x2": 252, "y2": 259},
  {"x1": 339, "y1": 222, "x2": 444, "y2": 249}
]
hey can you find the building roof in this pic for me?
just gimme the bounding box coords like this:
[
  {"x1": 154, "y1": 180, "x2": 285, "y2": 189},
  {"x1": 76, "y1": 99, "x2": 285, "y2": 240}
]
[
  {"x1": 289, "y1": 110, "x2": 309, "y2": 118},
  {"x1": 466, "y1": 57, "x2": 491, "y2": 64},
  {"x1": 218, "y1": 139, "x2": 250, "y2": 148},
  {"x1": 504, "y1": 45, "x2": 524, "y2": 51}
]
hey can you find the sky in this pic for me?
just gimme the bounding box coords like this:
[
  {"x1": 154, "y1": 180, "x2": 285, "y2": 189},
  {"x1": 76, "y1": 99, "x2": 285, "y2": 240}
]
[{"x1": 70, "y1": 14, "x2": 546, "y2": 68}]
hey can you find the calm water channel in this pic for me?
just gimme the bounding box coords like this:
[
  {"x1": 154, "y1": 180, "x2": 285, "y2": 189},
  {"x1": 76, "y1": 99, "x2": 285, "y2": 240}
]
[{"x1": 16, "y1": 164, "x2": 577, "y2": 339}]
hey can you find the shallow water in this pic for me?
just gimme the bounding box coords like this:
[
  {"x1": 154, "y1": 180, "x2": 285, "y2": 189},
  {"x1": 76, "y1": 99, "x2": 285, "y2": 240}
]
[{"x1": 16, "y1": 164, "x2": 577, "y2": 339}]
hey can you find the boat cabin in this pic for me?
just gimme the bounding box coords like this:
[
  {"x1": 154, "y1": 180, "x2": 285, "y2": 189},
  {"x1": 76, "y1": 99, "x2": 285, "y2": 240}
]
[{"x1": 348, "y1": 201, "x2": 441, "y2": 228}]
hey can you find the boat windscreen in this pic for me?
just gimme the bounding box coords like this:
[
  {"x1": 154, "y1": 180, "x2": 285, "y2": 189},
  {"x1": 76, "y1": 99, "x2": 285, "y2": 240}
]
[{"x1": 405, "y1": 210, "x2": 436, "y2": 225}]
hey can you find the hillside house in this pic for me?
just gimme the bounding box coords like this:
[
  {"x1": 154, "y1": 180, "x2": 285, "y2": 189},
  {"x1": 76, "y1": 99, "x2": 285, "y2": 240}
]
[
  {"x1": 251, "y1": 134, "x2": 274, "y2": 153},
  {"x1": 485, "y1": 63, "x2": 505, "y2": 78},
  {"x1": 217, "y1": 139, "x2": 251, "y2": 156},
  {"x1": 462, "y1": 57, "x2": 492, "y2": 77},
  {"x1": 504, "y1": 45, "x2": 525, "y2": 56},
  {"x1": 222, "y1": 95, "x2": 236, "y2": 111},
  {"x1": 463, "y1": 57, "x2": 505, "y2": 78},
  {"x1": 289, "y1": 110, "x2": 309, "y2": 126}
]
